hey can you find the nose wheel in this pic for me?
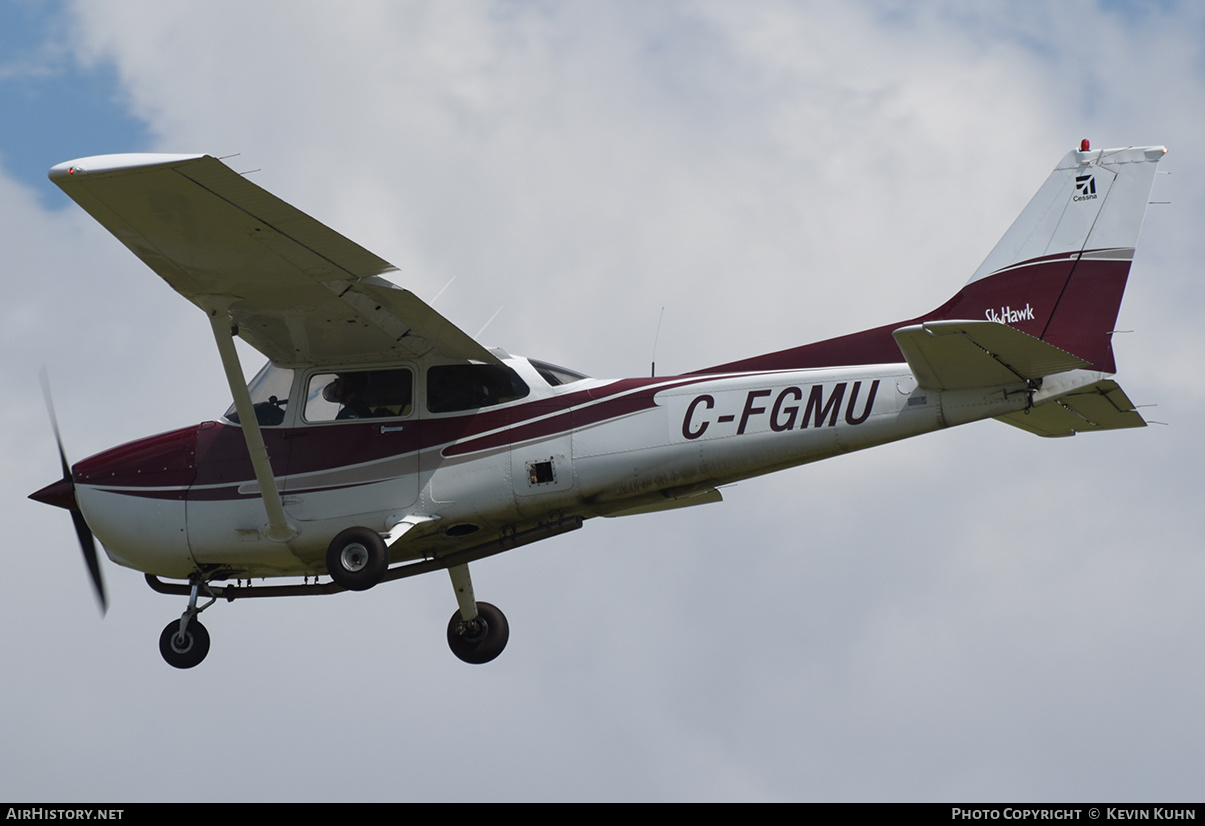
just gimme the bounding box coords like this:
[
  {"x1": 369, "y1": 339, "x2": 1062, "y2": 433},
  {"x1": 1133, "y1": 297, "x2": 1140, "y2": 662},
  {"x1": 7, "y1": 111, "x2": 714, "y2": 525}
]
[
  {"x1": 158, "y1": 579, "x2": 215, "y2": 669},
  {"x1": 159, "y1": 618, "x2": 210, "y2": 669}
]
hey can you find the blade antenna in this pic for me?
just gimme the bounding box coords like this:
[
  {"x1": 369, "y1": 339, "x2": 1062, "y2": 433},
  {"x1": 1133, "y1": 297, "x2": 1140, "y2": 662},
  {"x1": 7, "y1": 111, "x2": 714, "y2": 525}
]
[
  {"x1": 475, "y1": 306, "x2": 503, "y2": 340},
  {"x1": 431, "y1": 275, "x2": 458, "y2": 304},
  {"x1": 651, "y1": 306, "x2": 665, "y2": 377}
]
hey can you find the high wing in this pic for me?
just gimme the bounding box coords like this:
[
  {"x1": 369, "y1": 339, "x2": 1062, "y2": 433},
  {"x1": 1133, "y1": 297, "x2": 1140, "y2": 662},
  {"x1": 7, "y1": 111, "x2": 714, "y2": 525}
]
[{"x1": 49, "y1": 154, "x2": 497, "y2": 367}]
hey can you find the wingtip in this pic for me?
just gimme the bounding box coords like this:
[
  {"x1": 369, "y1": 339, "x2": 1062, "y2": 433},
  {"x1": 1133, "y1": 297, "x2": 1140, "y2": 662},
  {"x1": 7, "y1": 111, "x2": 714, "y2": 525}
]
[{"x1": 49, "y1": 153, "x2": 209, "y2": 183}]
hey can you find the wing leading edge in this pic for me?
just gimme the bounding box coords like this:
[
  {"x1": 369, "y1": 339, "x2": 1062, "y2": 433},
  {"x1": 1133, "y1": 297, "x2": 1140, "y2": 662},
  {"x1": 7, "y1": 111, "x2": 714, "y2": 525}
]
[{"x1": 50, "y1": 154, "x2": 497, "y2": 367}]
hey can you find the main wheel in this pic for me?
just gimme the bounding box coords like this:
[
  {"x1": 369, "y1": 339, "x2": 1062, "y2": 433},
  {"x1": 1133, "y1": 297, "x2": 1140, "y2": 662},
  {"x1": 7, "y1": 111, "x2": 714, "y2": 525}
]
[
  {"x1": 447, "y1": 601, "x2": 509, "y2": 664},
  {"x1": 159, "y1": 618, "x2": 210, "y2": 669},
  {"x1": 326, "y1": 527, "x2": 388, "y2": 591}
]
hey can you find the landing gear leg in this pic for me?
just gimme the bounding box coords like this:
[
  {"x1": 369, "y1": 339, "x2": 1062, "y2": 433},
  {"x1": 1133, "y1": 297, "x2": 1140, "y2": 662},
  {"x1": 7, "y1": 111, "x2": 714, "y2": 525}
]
[
  {"x1": 445, "y1": 564, "x2": 509, "y2": 665},
  {"x1": 159, "y1": 580, "x2": 213, "y2": 669}
]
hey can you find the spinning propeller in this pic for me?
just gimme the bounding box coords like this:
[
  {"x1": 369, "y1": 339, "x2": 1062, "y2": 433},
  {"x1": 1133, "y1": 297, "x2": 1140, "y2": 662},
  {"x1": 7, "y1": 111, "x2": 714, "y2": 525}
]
[{"x1": 29, "y1": 372, "x2": 107, "y2": 614}]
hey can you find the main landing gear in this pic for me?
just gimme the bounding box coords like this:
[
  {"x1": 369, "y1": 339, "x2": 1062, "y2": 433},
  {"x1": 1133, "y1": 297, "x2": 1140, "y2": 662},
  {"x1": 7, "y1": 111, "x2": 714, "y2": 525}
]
[
  {"x1": 325, "y1": 538, "x2": 510, "y2": 664},
  {"x1": 159, "y1": 580, "x2": 214, "y2": 669},
  {"x1": 147, "y1": 537, "x2": 516, "y2": 668},
  {"x1": 325, "y1": 526, "x2": 388, "y2": 591},
  {"x1": 447, "y1": 601, "x2": 509, "y2": 664},
  {"x1": 446, "y1": 564, "x2": 508, "y2": 664}
]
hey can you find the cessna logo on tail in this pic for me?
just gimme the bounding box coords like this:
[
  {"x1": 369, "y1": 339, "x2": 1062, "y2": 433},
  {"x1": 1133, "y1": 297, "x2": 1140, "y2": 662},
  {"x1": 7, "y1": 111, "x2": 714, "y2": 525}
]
[
  {"x1": 985, "y1": 304, "x2": 1035, "y2": 324},
  {"x1": 1074, "y1": 174, "x2": 1097, "y2": 201}
]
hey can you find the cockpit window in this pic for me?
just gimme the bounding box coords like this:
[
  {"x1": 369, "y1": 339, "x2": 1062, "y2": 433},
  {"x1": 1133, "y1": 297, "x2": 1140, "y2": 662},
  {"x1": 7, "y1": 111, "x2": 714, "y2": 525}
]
[
  {"x1": 529, "y1": 359, "x2": 589, "y2": 387},
  {"x1": 223, "y1": 362, "x2": 294, "y2": 427},
  {"x1": 305, "y1": 368, "x2": 414, "y2": 423},
  {"x1": 427, "y1": 364, "x2": 529, "y2": 413}
]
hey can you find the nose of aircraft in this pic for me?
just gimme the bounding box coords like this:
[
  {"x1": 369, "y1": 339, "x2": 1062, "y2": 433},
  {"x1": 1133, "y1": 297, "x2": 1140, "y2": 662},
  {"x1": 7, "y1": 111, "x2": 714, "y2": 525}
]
[
  {"x1": 29, "y1": 476, "x2": 78, "y2": 510},
  {"x1": 28, "y1": 443, "x2": 108, "y2": 615}
]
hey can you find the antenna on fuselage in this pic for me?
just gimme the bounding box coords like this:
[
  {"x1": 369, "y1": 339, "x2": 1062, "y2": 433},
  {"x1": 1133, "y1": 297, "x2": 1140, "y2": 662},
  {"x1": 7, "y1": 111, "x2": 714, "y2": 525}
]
[
  {"x1": 475, "y1": 306, "x2": 504, "y2": 340},
  {"x1": 431, "y1": 275, "x2": 457, "y2": 304},
  {"x1": 651, "y1": 306, "x2": 665, "y2": 377}
]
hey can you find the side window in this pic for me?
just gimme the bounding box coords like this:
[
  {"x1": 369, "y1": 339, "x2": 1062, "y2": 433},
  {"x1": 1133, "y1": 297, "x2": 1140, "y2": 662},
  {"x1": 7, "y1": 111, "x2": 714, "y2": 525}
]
[
  {"x1": 427, "y1": 364, "x2": 529, "y2": 413},
  {"x1": 304, "y1": 368, "x2": 414, "y2": 423}
]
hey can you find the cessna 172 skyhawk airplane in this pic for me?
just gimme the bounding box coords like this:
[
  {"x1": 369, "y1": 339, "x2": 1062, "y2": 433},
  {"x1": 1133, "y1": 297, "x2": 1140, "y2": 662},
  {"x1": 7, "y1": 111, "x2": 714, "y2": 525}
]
[{"x1": 31, "y1": 140, "x2": 1164, "y2": 668}]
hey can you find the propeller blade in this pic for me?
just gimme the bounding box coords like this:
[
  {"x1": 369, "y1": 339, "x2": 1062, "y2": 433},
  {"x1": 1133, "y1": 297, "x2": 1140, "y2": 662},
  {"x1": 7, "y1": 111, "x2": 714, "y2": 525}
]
[
  {"x1": 38, "y1": 369, "x2": 108, "y2": 615},
  {"x1": 71, "y1": 510, "x2": 107, "y2": 614}
]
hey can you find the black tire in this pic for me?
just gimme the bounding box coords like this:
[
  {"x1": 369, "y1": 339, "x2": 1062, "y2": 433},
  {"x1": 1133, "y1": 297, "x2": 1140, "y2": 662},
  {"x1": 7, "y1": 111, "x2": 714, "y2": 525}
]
[
  {"x1": 326, "y1": 527, "x2": 388, "y2": 591},
  {"x1": 446, "y1": 601, "x2": 509, "y2": 664},
  {"x1": 159, "y1": 619, "x2": 210, "y2": 669}
]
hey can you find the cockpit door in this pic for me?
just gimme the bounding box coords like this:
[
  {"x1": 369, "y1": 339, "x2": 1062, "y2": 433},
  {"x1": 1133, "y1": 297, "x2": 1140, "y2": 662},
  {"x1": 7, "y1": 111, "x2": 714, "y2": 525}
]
[{"x1": 281, "y1": 368, "x2": 419, "y2": 523}]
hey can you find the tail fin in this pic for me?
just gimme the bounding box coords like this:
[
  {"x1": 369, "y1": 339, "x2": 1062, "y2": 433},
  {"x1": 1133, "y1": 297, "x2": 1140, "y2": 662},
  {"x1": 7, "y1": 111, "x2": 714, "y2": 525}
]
[
  {"x1": 932, "y1": 143, "x2": 1166, "y2": 373},
  {"x1": 692, "y1": 143, "x2": 1165, "y2": 377}
]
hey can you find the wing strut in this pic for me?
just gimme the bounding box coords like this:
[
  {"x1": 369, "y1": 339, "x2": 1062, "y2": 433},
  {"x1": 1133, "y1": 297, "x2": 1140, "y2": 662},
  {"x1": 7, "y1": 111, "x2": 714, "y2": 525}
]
[{"x1": 207, "y1": 309, "x2": 298, "y2": 542}]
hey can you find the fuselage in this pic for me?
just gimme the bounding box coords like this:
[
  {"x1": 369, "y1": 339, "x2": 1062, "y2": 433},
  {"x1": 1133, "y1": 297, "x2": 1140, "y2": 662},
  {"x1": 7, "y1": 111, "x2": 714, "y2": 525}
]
[{"x1": 65, "y1": 353, "x2": 1033, "y2": 580}]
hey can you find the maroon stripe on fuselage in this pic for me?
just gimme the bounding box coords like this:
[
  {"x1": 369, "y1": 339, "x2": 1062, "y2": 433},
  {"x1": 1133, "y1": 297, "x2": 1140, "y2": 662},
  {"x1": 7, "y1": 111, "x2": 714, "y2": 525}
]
[
  {"x1": 72, "y1": 376, "x2": 717, "y2": 498},
  {"x1": 442, "y1": 375, "x2": 711, "y2": 456}
]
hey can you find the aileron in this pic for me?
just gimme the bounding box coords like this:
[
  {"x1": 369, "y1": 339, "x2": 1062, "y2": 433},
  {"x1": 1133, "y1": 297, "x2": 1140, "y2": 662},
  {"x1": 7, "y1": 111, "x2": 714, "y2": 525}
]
[{"x1": 51, "y1": 153, "x2": 496, "y2": 366}]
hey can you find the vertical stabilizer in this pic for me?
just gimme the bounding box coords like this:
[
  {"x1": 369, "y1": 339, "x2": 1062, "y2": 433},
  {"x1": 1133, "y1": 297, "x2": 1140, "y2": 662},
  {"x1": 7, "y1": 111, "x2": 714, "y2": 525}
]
[
  {"x1": 692, "y1": 143, "x2": 1165, "y2": 377},
  {"x1": 940, "y1": 144, "x2": 1166, "y2": 372}
]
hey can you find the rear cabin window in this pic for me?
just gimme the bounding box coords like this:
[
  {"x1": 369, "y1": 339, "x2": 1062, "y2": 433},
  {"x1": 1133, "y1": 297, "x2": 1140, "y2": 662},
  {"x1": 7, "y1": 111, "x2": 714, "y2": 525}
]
[
  {"x1": 304, "y1": 368, "x2": 414, "y2": 423},
  {"x1": 426, "y1": 364, "x2": 529, "y2": 413}
]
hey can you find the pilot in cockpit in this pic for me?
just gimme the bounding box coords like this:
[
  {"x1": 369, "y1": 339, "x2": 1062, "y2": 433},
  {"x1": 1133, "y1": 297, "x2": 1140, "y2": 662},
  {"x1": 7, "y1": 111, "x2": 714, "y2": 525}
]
[
  {"x1": 321, "y1": 369, "x2": 413, "y2": 420},
  {"x1": 324, "y1": 373, "x2": 372, "y2": 420}
]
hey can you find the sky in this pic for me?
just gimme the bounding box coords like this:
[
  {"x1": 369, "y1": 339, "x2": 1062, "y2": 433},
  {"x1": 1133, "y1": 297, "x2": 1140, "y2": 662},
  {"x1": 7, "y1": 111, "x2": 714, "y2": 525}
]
[{"x1": 2, "y1": 0, "x2": 1203, "y2": 803}]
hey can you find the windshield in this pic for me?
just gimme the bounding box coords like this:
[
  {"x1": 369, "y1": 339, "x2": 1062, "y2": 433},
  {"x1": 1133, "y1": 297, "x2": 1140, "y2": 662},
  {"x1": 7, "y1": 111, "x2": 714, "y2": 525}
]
[
  {"x1": 529, "y1": 359, "x2": 589, "y2": 387},
  {"x1": 223, "y1": 361, "x2": 294, "y2": 426}
]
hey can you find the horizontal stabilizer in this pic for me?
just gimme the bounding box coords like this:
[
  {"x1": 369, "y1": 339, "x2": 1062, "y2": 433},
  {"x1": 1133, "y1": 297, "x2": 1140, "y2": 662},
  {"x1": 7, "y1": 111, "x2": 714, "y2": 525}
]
[
  {"x1": 995, "y1": 380, "x2": 1146, "y2": 437},
  {"x1": 893, "y1": 320, "x2": 1088, "y2": 390}
]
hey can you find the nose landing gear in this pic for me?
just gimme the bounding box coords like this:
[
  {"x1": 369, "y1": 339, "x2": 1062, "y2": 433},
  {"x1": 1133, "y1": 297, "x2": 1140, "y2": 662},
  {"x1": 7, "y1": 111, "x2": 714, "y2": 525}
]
[
  {"x1": 159, "y1": 579, "x2": 215, "y2": 669},
  {"x1": 159, "y1": 617, "x2": 210, "y2": 669}
]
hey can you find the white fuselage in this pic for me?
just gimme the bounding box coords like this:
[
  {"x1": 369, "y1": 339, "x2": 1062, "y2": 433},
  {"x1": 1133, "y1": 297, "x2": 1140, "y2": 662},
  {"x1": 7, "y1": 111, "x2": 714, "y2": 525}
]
[{"x1": 72, "y1": 355, "x2": 1034, "y2": 580}]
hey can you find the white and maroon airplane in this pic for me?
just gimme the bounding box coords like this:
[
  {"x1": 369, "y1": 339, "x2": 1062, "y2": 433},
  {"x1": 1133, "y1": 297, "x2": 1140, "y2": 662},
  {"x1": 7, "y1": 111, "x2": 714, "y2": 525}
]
[{"x1": 31, "y1": 141, "x2": 1165, "y2": 668}]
